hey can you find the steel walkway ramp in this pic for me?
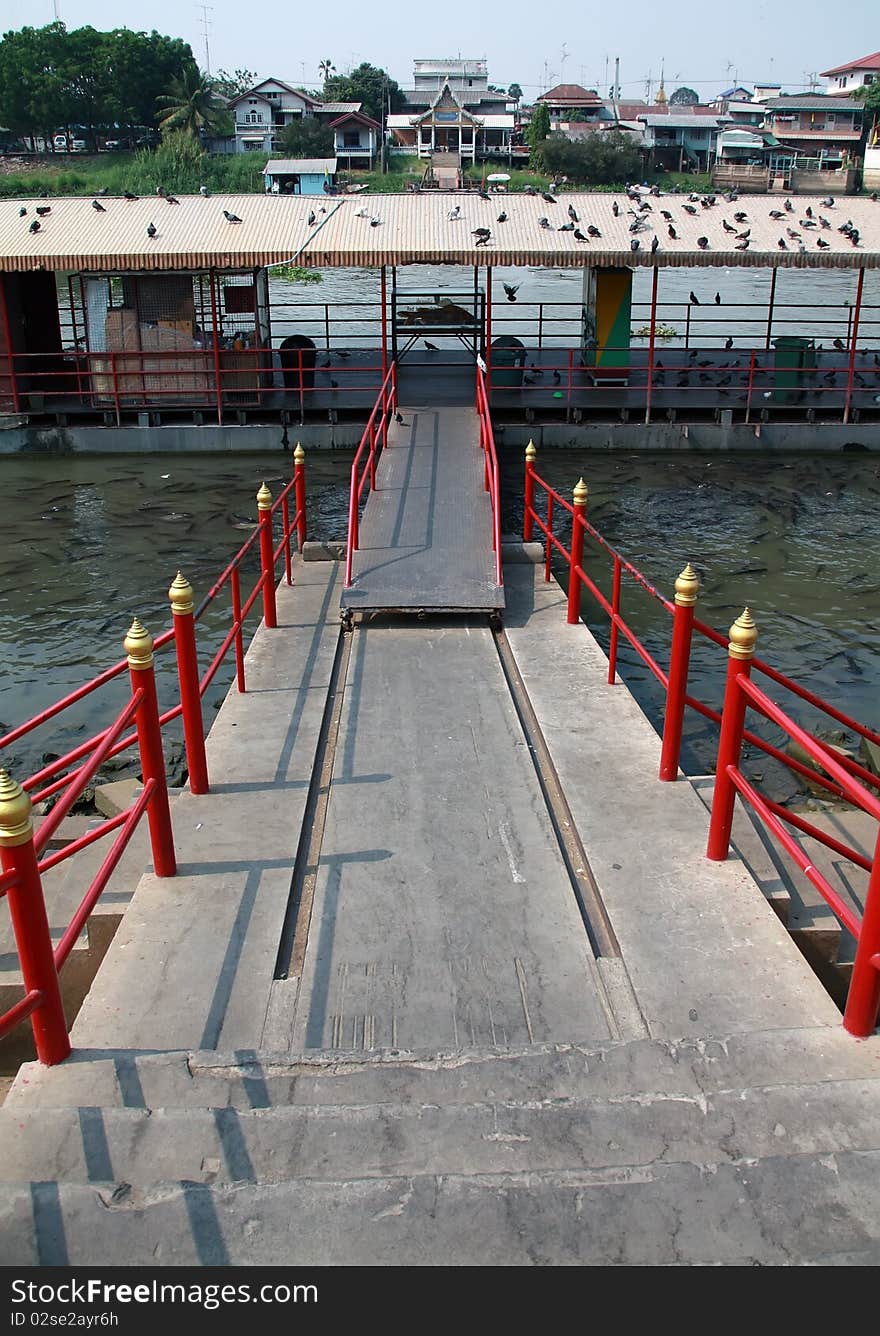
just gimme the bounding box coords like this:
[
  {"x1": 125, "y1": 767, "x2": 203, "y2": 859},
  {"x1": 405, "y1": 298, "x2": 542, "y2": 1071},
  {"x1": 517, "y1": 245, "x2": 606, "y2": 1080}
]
[{"x1": 341, "y1": 406, "x2": 504, "y2": 616}]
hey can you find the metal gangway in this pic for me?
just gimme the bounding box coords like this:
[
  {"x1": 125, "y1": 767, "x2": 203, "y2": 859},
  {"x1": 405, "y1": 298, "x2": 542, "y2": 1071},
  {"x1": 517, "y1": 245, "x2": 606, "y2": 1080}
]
[{"x1": 340, "y1": 363, "x2": 504, "y2": 622}]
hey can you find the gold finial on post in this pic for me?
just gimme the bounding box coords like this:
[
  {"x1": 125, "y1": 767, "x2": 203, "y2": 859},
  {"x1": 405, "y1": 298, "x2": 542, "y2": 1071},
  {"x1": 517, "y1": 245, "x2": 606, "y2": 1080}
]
[
  {"x1": 728, "y1": 607, "x2": 758, "y2": 660},
  {"x1": 168, "y1": 571, "x2": 194, "y2": 616},
  {"x1": 256, "y1": 481, "x2": 272, "y2": 511},
  {"x1": 573, "y1": 477, "x2": 588, "y2": 508},
  {"x1": 674, "y1": 562, "x2": 700, "y2": 607},
  {"x1": 0, "y1": 769, "x2": 34, "y2": 848},
  {"x1": 124, "y1": 617, "x2": 155, "y2": 670},
  {"x1": 293, "y1": 442, "x2": 305, "y2": 464},
  {"x1": 525, "y1": 439, "x2": 536, "y2": 463}
]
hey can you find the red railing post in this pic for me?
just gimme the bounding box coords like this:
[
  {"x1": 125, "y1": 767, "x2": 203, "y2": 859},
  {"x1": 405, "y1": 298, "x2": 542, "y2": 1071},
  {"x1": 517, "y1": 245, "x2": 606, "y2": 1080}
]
[
  {"x1": 369, "y1": 418, "x2": 377, "y2": 491},
  {"x1": 293, "y1": 440, "x2": 308, "y2": 550},
  {"x1": 124, "y1": 619, "x2": 176, "y2": 878},
  {"x1": 744, "y1": 350, "x2": 756, "y2": 424},
  {"x1": 0, "y1": 769, "x2": 70, "y2": 1065},
  {"x1": 843, "y1": 827, "x2": 880, "y2": 1037},
  {"x1": 567, "y1": 478, "x2": 588, "y2": 625},
  {"x1": 257, "y1": 482, "x2": 277, "y2": 630},
  {"x1": 608, "y1": 554, "x2": 622, "y2": 685},
  {"x1": 659, "y1": 563, "x2": 700, "y2": 781},
  {"x1": 523, "y1": 440, "x2": 536, "y2": 541},
  {"x1": 231, "y1": 567, "x2": 246, "y2": 693},
  {"x1": 706, "y1": 609, "x2": 758, "y2": 861},
  {"x1": 168, "y1": 572, "x2": 208, "y2": 796}
]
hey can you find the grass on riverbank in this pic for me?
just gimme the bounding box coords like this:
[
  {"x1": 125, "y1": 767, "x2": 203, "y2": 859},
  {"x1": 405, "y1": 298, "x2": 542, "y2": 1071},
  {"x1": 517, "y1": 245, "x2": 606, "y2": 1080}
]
[{"x1": 0, "y1": 150, "x2": 713, "y2": 199}]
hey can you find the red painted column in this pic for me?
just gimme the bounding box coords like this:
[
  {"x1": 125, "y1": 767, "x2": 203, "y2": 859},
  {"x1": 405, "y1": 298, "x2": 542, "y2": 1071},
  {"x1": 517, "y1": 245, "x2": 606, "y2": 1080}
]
[
  {"x1": 168, "y1": 572, "x2": 208, "y2": 795},
  {"x1": 644, "y1": 263, "x2": 659, "y2": 425},
  {"x1": 706, "y1": 609, "x2": 758, "y2": 861},
  {"x1": 659, "y1": 563, "x2": 700, "y2": 781},
  {"x1": 567, "y1": 478, "x2": 588, "y2": 625},
  {"x1": 843, "y1": 267, "x2": 865, "y2": 425},
  {"x1": 294, "y1": 442, "x2": 307, "y2": 551},
  {"x1": 0, "y1": 770, "x2": 70, "y2": 1065},
  {"x1": 844, "y1": 826, "x2": 880, "y2": 1037},
  {"x1": 523, "y1": 440, "x2": 536, "y2": 541},
  {"x1": 257, "y1": 482, "x2": 277, "y2": 629},
  {"x1": 124, "y1": 618, "x2": 177, "y2": 878}
]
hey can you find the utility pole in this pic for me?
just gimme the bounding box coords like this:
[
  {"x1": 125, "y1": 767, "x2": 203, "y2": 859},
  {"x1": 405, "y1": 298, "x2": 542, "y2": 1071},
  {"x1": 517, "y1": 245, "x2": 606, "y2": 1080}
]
[
  {"x1": 614, "y1": 56, "x2": 620, "y2": 103},
  {"x1": 197, "y1": 5, "x2": 213, "y2": 76}
]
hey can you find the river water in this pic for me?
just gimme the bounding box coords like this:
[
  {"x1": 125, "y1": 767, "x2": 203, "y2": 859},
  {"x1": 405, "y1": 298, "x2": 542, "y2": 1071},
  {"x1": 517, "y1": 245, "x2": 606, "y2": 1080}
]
[{"x1": 4, "y1": 261, "x2": 879, "y2": 798}]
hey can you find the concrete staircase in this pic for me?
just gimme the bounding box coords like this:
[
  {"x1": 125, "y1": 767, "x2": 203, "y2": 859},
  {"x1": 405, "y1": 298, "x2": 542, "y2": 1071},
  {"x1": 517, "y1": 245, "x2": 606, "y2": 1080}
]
[
  {"x1": 2, "y1": 1026, "x2": 880, "y2": 1264},
  {"x1": 691, "y1": 778, "x2": 872, "y2": 1007}
]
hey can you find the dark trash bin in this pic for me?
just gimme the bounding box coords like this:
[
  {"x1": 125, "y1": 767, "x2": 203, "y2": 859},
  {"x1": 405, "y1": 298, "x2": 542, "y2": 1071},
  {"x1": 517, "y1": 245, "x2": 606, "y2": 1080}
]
[
  {"x1": 279, "y1": 335, "x2": 317, "y2": 391},
  {"x1": 771, "y1": 335, "x2": 816, "y2": 403},
  {"x1": 491, "y1": 335, "x2": 527, "y2": 387}
]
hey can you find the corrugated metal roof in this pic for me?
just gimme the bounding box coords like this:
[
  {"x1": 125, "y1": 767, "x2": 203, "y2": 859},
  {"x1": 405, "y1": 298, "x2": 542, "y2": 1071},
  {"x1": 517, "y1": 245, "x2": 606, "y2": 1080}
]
[
  {"x1": 263, "y1": 159, "x2": 337, "y2": 174},
  {"x1": 764, "y1": 96, "x2": 861, "y2": 111},
  {"x1": 1, "y1": 191, "x2": 878, "y2": 274}
]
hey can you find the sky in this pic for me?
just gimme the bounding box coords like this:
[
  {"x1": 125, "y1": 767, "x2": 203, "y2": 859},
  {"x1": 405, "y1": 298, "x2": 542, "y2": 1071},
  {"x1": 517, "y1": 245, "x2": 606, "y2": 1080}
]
[{"x1": 3, "y1": 0, "x2": 879, "y2": 102}]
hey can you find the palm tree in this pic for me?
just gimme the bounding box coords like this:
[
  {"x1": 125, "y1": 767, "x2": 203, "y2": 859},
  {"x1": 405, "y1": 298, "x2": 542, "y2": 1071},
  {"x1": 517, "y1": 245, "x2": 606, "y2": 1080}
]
[
  {"x1": 318, "y1": 59, "x2": 336, "y2": 86},
  {"x1": 157, "y1": 64, "x2": 229, "y2": 139}
]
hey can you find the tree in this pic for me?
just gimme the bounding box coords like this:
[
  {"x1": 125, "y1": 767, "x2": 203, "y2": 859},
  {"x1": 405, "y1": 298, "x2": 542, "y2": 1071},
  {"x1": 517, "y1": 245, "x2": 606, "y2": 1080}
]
[
  {"x1": 212, "y1": 68, "x2": 260, "y2": 99},
  {"x1": 540, "y1": 129, "x2": 643, "y2": 184},
  {"x1": 323, "y1": 62, "x2": 403, "y2": 121},
  {"x1": 278, "y1": 116, "x2": 334, "y2": 157},
  {"x1": 853, "y1": 82, "x2": 880, "y2": 145},
  {"x1": 157, "y1": 62, "x2": 231, "y2": 138},
  {"x1": 508, "y1": 82, "x2": 523, "y2": 109},
  {"x1": 669, "y1": 86, "x2": 700, "y2": 106},
  {"x1": 525, "y1": 101, "x2": 551, "y2": 164},
  {"x1": 318, "y1": 59, "x2": 336, "y2": 85}
]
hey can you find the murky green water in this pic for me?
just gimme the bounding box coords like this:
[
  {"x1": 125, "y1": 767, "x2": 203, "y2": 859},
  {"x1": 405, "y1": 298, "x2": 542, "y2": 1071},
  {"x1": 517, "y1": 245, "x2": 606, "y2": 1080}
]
[{"x1": 1, "y1": 447, "x2": 878, "y2": 801}]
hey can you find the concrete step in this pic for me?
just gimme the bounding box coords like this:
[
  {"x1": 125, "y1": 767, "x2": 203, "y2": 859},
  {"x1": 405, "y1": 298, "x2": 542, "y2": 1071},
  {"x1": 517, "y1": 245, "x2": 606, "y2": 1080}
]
[
  {"x1": 2, "y1": 1151, "x2": 880, "y2": 1266},
  {"x1": 4, "y1": 1067, "x2": 880, "y2": 1188},
  {"x1": 8, "y1": 1026, "x2": 880, "y2": 1114}
]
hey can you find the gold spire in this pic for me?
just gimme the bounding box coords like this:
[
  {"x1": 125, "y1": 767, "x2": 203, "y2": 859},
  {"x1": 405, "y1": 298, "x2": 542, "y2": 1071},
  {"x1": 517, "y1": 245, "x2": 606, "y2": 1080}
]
[
  {"x1": 168, "y1": 571, "x2": 194, "y2": 617},
  {"x1": 124, "y1": 617, "x2": 154, "y2": 670},
  {"x1": 728, "y1": 607, "x2": 758, "y2": 660},
  {"x1": 573, "y1": 477, "x2": 588, "y2": 508},
  {"x1": 0, "y1": 769, "x2": 34, "y2": 847},
  {"x1": 674, "y1": 563, "x2": 700, "y2": 607}
]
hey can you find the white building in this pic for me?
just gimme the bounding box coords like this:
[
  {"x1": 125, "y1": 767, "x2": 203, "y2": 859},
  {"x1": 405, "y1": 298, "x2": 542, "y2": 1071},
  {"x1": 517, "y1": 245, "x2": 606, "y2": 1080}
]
[
  {"x1": 821, "y1": 51, "x2": 880, "y2": 95},
  {"x1": 227, "y1": 79, "x2": 320, "y2": 155}
]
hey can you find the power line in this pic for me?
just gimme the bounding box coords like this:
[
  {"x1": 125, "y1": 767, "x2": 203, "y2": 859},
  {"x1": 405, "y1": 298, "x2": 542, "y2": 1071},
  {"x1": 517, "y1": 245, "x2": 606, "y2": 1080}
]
[{"x1": 196, "y1": 5, "x2": 213, "y2": 76}]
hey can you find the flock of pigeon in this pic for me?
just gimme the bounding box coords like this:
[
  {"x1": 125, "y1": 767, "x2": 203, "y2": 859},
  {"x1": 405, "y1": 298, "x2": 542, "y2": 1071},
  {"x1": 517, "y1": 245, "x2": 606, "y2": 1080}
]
[
  {"x1": 14, "y1": 180, "x2": 878, "y2": 255},
  {"x1": 16, "y1": 184, "x2": 243, "y2": 239}
]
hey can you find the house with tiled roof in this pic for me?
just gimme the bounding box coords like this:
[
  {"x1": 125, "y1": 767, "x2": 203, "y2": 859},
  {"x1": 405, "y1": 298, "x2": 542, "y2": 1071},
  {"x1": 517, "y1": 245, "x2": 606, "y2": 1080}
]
[
  {"x1": 821, "y1": 51, "x2": 880, "y2": 95},
  {"x1": 226, "y1": 79, "x2": 322, "y2": 155}
]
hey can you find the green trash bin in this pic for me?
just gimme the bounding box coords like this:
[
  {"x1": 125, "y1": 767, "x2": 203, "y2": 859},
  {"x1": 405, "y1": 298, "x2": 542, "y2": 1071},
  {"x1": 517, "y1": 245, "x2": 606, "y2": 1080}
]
[
  {"x1": 771, "y1": 336, "x2": 816, "y2": 403},
  {"x1": 490, "y1": 336, "x2": 527, "y2": 388}
]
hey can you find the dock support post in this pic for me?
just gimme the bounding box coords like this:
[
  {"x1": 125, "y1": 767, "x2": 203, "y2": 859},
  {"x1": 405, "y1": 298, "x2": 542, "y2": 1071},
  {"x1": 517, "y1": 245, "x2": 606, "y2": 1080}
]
[
  {"x1": 843, "y1": 267, "x2": 864, "y2": 425},
  {"x1": 765, "y1": 266, "x2": 777, "y2": 352},
  {"x1": 659, "y1": 563, "x2": 700, "y2": 781},
  {"x1": 0, "y1": 770, "x2": 70, "y2": 1066},
  {"x1": 645, "y1": 264, "x2": 659, "y2": 425},
  {"x1": 706, "y1": 609, "x2": 758, "y2": 861},
  {"x1": 169, "y1": 572, "x2": 208, "y2": 795},
  {"x1": 567, "y1": 478, "x2": 588, "y2": 625},
  {"x1": 380, "y1": 266, "x2": 388, "y2": 379},
  {"x1": 125, "y1": 619, "x2": 177, "y2": 878},
  {"x1": 257, "y1": 482, "x2": 277, "y2": 630},
  {"x1": 523, "y1": 440, "x2": 536, "y2": 541},
  {"x1": 844, "y1": 828, "x2": 880, "y2": 1037}
]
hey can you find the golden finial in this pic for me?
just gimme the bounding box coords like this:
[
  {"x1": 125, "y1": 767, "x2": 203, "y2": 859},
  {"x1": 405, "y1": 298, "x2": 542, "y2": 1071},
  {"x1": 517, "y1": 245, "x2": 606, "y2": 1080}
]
[
  {"x1": 573, "y1": 477, "x2": 588, "y2": 508},
  {"x1": 124, "y1": 617, "x2": 154, "y2": 670},
  {"x1": 293, "y1": 442, "x2": 305, "y2": 464},
  {"x1": 674, "y1": 562, "x2": 700, "y2": 607},
  {"x1": 728, "y1": 607, "x2": 758, "y2": 660},
  {"x1": 256, "y1": 482, "x2": 272, "y2": 511},
  {"x1": 168, "y1": 571, "x2": 194, "y2": 617},
  {"x1": 525, "y1": 439, "x2": 537, "y2": 462},
  {"x1": 0, "y1": 769, "x2": 34, "y2": 848}
]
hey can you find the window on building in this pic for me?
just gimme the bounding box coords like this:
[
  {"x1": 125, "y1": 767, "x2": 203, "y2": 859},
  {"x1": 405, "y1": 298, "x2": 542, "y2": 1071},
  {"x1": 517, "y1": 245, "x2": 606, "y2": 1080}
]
[
  {"x1": 827, "y1": 113, "x2": 835, "y2": 124},
  {"x1": 343, "y1": 131, "x2": 360, "y2": 147},
  {"x1": 243, "y1": 141, "x2": 262, "y2": 151},
  {"x1": 865, "y1": 74, "x2": 875, "y2": 85}
]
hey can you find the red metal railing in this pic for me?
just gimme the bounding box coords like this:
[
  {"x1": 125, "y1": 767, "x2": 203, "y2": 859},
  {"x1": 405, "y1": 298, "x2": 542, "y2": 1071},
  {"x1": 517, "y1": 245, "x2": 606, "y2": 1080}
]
[
  {"x1": 523, "y1": 446, "x2": 880, "y2": 1033},
  {"x1": 706, "y1": 637, "x2": 880, "y2": 1038},
  {"x1": 475, "y1": 364, "x2": 503, "y2": 587},
  {"x1": 0, "y1": 456, "x2": 309, "y2": 1064},
  {"x1": 344, "y1": 361, "x2": 398, "y2": 588}
]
